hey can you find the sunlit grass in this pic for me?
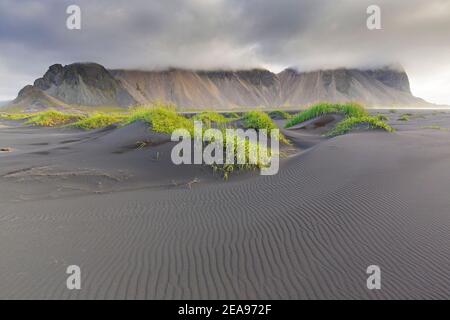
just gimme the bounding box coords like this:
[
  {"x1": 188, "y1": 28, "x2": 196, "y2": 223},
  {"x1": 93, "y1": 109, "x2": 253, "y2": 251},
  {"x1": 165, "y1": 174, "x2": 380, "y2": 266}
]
[
  {"x1": 398, "y1": 113, "x2": 410, "y2": 121},
  {"x1": 0, "y1": 112, "x2": 32, "y2": 120},
  {"x1": 126, "y1": 106, "x2": 195, "y2": 135},
  {"x1": 242, "y1": 110, "x2": 289, "y2": 144},
  {"x1": 376, "y1": 113, "x2": 389, "y2": 121},
  {"x1": 192, "y1": 111, "x2": 229, "y2": 126},
  {"x1": 24, "y1": 109, "x2": 84, "y2": 127},
  {"x1": 71, "y1": 113, "x2": 127, "y2": 129},
  {"x1": 421, "y1": 125, "x2": 449, "y2": 131},
  {"x1": 222, "y1": 112, "x2": 240, "y2": 119},
  {"x1": 268, "y1": 110, "x2": 291, "y2": 119},
  {"x1": 211, "y1": 131, "x2": 277, "y2": 180},
  {"x1": 327, "y1": 116, "x2": 394, "y2": 137},
  {"x1": 285, "y1": 102, "x2": 367, "y2": 128}
]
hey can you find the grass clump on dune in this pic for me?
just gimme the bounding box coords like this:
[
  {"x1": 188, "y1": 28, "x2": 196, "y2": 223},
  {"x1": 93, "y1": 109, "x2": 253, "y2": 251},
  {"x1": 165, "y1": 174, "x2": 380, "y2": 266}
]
[
  {"x1": 127, "y1": 106, "x2": 194, "y2": 135},
  {"x1": 242, "y1": 110, "x2": 289, "y2": 144},
  {"x1": 212, "y1": 133, "x2": 277, "y2": 180},
  {"x1": 127, "y1": 108, "x2": 278, "y2": 179},
  {"x1": 327, "y1": 116, "x2": 394, "y2": 137},
  {"x1": 285, "y1": 102, "x2": 367, "y2": 128},
  {"x1": 376, "y1": 113, "x2": 389, "y2": 121},
  {"x1": 243, "y1": 111, "x2": 277, "y2": 131},
  {"x1": 192, "y1": 111, "x2": 229, "y2": 126},
  {"x1": 71, "y1": 113, "x2": 127, "y2": 130},
  {"x1": 421, "y1": 125, "x2": 449, "y2": 131},
  {"x1": 0, "y1": 112, "x2": 32, "y2": 120},
  {"x1": 398, "y1": 113, "x2": 410, "y2": 121},
  {"x1": 25, "y1": 109, "x2": 84, "y2": 127},
  {"x1": 223, "y1": 112, "x2": 240, "y2": 119},
  {"x1": 268, "y1": 110, "x2": 291, "y2": 120}
]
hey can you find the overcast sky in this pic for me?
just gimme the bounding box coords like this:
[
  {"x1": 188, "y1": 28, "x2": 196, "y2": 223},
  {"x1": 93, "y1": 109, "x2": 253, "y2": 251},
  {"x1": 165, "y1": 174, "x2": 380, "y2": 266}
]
[{"x1": 0, "y1": 0, "x2": 449, "y2": 104}]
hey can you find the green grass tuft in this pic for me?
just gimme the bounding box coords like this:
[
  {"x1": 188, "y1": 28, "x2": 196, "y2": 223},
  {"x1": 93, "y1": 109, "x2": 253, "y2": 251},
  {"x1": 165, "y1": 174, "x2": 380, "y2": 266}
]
[
  {"x1": 285, "y1": 102, "x2": 367, "y2": 128},
  {"x1": 212, "y1": 132, "x2": 277, "y2": 180},
  {"x1": 268, "y1": 110, "x2": 292, "y2": 120},
  {"x1": 223, "y1": 112, "x2": 240, "y2": 119},
  {"x1": 327, "y1": 116, "x2": 394, "y2": 137},
  {"x1": 398, "y1": 114, "x2": 410, "y2": 121},
  {"x1": 192, "y1": 112, "x2": 229, "y2": 126},
  {"x1": 71, "y1": 113, "x2": 127, "y2": 129},
  {"x1": 376, "y1": 113, "x2": 389, "y2": 121},
  {"x1": 421, "y1": 125, "x2": 449, "y2": 131},
  {"x1": 0, "y1": 112, "x2": 32, "y2": 120},
  {"x1": 126, "y1": 106, "x2": 194, "y2": 135},
  {"x1": 242, "y1": 110, "x2": 289, "y2": 144},
  {"x1": 25, "y1": 109, "x2": 84, "y2": 127},
  {"x1": 243, "y1": 111, "x2": 277, "y2": 130}
]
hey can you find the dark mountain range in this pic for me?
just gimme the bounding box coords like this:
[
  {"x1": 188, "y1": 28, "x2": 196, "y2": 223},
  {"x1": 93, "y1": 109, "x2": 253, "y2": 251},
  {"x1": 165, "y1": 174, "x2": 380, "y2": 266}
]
[{"x1": 7, "y1": 62, "x2": 432, "y2": 111}]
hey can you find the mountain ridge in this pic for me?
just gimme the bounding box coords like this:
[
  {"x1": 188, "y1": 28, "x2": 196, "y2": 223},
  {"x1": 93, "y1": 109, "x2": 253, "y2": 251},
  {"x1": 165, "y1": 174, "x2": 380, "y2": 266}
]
[{"x1": 8, "y1": 62, "x2": 433, "y2": 111}]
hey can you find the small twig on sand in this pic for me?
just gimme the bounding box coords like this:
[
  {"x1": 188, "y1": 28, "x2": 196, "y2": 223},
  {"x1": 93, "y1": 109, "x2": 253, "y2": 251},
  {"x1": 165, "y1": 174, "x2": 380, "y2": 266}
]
[
  {"x1": 186, "y1": 178, "x2": 200, "y2": 189},
  {"x1": 136, "y1": 139, "x2": 155, "y2": 149}
]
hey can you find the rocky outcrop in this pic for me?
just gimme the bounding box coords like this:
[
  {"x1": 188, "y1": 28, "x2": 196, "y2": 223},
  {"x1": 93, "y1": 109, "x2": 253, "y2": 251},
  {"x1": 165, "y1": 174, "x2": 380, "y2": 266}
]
[{"x1": 31, "y1": 63, "x2": 135, "y2": 107}]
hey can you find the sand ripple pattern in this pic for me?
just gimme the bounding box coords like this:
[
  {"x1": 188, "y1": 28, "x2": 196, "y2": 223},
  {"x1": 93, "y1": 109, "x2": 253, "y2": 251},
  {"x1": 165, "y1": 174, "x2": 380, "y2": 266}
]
[{"x1": 1, "y1": 131, "x2": 450, "y2": 299}]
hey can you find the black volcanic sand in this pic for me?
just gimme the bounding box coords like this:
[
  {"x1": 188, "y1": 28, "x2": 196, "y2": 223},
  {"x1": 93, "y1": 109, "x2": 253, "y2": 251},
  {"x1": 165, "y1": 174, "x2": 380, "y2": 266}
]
[{"x1": 1, "y1": 110, "x2": 450, "y2": 299}]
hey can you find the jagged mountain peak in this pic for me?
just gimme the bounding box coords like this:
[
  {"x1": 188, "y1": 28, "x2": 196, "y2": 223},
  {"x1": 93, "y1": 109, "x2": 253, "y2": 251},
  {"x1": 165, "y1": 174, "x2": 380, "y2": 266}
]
[{"x1": 21, "y1": 63, "x2": 136, "y2": 108}]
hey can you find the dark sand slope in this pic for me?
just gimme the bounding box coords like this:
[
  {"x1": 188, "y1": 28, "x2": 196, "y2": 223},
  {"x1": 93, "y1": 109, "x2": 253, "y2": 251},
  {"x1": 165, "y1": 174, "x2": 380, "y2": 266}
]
[{"x1": 1, "y1": 111, "x2": 450, "y2": 299}]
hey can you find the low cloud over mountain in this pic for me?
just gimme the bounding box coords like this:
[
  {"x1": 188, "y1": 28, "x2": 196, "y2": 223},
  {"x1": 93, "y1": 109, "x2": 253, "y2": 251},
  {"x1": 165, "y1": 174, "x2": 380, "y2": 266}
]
[{"x1": 0, "y1": 0, "x2": 449, "y2": 104}]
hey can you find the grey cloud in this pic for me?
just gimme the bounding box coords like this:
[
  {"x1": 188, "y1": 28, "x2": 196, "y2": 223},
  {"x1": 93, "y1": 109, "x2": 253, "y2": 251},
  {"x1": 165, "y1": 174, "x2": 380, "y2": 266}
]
[{"x1": 0, "y1": 0, "x2": 449, "y2": 103}]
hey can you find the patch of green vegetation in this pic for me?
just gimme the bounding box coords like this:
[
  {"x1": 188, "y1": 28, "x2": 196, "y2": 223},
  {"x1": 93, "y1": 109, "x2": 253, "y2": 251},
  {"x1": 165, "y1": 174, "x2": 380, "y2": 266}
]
[
  {"x1": 376, "y1": 113, "x2": 389, "y2": 121},
  {"x1": 70, "y1": 113, "x2": 127, "y2": 129},
  {"x1": 243, "y1": 111, "x2": 277, "y2": 130},
  {"x1": 223, "y1": 112, "x2": 240, "y2": 119},
  {"x1": 242, "y1": 110, "x2": 289, "y2": 144},
  {"x1": 398, "y1": 113, "x2": 410, "y2": 121},
  {"x1": 389, "y1": 109, "x2": 397, "y2": 113},
  {"x1": 126, "y1": 106, "x2": 194, "y2": 135},
  {"x1": 192, "y1": 111, "x2": 229, "y2": 126},
  {"x1": 285, "y1": 102, "x2": 367, "y2": 128},
  {"x1": 3, "y1": 105, "x2": 282, "y2": 180},
  {"x1": 25, "y1": 109, "x2": 84, "y2": 127},
  {"x1": 421, "y1": 125, "x2": 449, "y2": 131},
  {"x1": 211, "y1": 133, "x2": 277, "y2": 180},
  {"x1": 327, "y1": 116, "x2": 394, "y2": 137},
  {"x1": 268, "y1": 110, "x2": 292, "y2": 119},
  {"x1": 0, "y1": 112, "x2": 32, "y2": 120}
]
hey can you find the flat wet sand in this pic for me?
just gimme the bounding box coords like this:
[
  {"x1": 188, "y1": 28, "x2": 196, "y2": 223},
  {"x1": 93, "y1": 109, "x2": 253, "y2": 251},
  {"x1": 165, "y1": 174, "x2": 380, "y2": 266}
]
[{"x1": 1, "y1": 110, "x2": 450, "y2": 299}]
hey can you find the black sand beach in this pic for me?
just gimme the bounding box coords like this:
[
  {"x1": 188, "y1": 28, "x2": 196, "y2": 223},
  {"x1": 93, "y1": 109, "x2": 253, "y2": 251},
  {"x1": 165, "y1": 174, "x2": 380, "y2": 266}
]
[{"x1": 1, "y1": 110, "x2": 450, "y2": 299}]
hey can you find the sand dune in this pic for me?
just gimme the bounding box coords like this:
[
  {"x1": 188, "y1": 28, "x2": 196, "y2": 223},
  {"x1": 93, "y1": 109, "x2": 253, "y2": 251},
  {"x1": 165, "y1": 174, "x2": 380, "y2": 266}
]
[{"x1": 1, "y1": 111, "x2": 450, "y2": 299}]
